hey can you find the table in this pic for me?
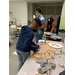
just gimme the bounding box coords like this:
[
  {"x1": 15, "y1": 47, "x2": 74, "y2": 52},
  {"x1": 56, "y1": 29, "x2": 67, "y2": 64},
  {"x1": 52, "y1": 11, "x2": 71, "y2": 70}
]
[
  {"x1": 17, "y1": 41, "x2": 65, "y2": 75},
  {"x1": 30, "y1": 41, "x2": 55, "y2": 62},
  {"x1": 43, "y1": 32, "x2": 62, "y2": 41},
  {"x1": 11, "y1": 25, "x2": 21, "y2": 37}
]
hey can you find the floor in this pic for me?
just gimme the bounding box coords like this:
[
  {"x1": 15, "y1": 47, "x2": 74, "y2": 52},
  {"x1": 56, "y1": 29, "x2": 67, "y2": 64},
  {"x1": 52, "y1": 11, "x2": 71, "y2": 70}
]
[
  {"x1": 9, "y1": 26, "x2": 19, "y2": 75},
  {"x1": 9, "y1": 26, "x2": 65, "y2": 75},
  {"x1": 9, "y1": 36, "x2": 19, "y2": 75}
]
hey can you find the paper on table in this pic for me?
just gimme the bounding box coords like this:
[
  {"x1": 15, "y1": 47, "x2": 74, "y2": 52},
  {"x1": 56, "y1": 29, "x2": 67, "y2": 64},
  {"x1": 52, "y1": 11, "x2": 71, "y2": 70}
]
[
  {"x1": 38, "y1": 40, "x2": 47, "y2": 43},
  {"x1": 38, "y1": 40, "x2": 45, "y2": 43}
]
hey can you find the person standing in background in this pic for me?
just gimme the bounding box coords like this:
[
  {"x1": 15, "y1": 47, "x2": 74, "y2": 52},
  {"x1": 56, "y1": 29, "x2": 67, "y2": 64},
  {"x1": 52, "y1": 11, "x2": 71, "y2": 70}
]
[
  {"x1": 35, "y1": 7, "x2": 45, "y2": 44},
  {"x1": 45, "y1": 17, "x2": 55, "y2": 33}
]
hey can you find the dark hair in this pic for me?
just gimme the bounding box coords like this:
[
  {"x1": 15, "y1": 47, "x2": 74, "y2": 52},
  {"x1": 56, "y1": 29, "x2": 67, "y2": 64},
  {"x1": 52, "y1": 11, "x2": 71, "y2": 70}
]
[
  {"x1": 50, "y1": 16, "x2": 54, "y2": 22},
  {"x1": 35, "y1": 7, "x2": 42, "y2": 13},
  {"x1": 33, "y1": 18, "x2": 42, "y2": 27},
  {"x1": 48, "y1": 16, "x2": 54, "y2": 25}
]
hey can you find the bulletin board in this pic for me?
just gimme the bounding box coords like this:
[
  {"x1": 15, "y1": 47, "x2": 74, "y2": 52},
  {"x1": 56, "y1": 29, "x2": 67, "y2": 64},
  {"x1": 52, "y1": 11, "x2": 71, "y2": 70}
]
[{"x1": 30, "y1": 41, "x2": 55, "y2": 62}]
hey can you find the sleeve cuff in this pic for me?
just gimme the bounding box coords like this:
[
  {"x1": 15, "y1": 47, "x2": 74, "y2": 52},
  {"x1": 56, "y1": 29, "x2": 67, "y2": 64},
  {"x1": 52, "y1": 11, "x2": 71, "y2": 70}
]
[
  {"x1": 31, "y1": 42, "x2": 36, "y2": 46},
  {"x1": 31, "y1": 46, "x2": 38, "y2": 52}
]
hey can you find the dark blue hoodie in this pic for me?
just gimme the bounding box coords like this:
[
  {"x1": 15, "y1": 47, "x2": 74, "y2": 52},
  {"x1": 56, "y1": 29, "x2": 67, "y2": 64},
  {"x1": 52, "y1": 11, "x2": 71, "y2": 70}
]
[{"x1": 16, "y1": 26, "x2": 37, "y2": 52}]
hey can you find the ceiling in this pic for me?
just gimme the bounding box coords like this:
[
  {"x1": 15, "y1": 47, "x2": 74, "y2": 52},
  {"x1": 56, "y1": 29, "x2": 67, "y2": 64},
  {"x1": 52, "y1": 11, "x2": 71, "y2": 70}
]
[{"x1": 9, "y1": 0, "x2": 64, "y2": 3}]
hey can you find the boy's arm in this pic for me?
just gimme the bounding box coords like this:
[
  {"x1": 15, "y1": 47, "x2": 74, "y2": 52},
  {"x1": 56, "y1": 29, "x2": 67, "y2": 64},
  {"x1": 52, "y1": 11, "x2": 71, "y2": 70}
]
[
  {"x1": 31, "y1": 41, "x2": 40, "y2": 48},
  {"x1": 31, "y1": 41, "x2": 36, "y2": 46},
  {"x1": 40, "y1": 23, "x2": 45, "y2": 29},
  {"x1": 40, "y1": 17, "x2": 45, "y2": 29},
  {"x1": 23, "y1": 33, "x2": 38, "y2": 52}
]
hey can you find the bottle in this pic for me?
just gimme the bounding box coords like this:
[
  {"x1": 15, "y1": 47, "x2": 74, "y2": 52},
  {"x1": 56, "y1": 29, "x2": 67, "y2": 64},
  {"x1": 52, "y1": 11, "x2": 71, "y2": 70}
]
[{"x1": 44, "y1": 38, "x2": 46, "y2": 44}]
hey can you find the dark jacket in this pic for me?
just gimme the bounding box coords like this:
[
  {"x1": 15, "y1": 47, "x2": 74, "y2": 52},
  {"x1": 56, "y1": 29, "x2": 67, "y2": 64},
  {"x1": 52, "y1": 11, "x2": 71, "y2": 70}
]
[{"x1": 16, "y1": 26, "x2": 36, "y2": 52}]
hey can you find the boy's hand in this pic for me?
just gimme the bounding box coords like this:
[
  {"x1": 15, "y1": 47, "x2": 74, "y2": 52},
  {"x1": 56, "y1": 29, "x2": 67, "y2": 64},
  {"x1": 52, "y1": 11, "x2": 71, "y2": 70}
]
[
  {"x1": 35, "y1": 44, "x2": 40, "y2": 48},
  {"x1": 34, "y1": 46, "x2": 38, "y2": 52}
]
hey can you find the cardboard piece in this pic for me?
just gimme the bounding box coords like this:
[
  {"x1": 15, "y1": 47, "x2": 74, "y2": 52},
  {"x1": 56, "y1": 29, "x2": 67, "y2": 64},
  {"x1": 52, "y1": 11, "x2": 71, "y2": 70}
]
[
  {"x1": 30, "y1": 41, "x2": 55, "y2": 62},
  {"x1": 44, "y1": 32, "x2": 53, "y2": 36},
  {"x1": 50, "y1": 36, "x2": 62, "y2": 40},
  {"x1": 44, "y1": 32, "x2": 62, "y2": 40}
]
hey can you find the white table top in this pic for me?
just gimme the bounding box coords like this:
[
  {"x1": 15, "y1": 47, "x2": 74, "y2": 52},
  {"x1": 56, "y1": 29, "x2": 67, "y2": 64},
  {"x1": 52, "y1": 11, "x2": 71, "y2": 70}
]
[{"x1": 17, "y1": 42, "x2": 65, "y2": 75}]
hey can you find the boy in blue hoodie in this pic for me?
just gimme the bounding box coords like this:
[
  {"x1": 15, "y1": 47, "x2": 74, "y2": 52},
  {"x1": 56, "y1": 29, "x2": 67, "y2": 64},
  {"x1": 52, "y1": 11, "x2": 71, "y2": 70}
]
[{"x1": 16, "y1": 18, "x2": 42, "y2": 71}]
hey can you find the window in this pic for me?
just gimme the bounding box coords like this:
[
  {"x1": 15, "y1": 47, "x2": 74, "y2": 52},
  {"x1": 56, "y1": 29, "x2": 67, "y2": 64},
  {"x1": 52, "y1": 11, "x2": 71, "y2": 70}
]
[
  {"x1": 9, "y1": 12, "x2": 13, "y2": 24},
  {"x1": 9, "y1": 13, "x2": 10, "y2": 21},
  {"x1": 47, "y1": 6, "x2": 55, "y2": 15},
  {"x1": 40, "y1": 6, "x2": 46, "y2": 15},
  {"x1": 55, "y1": 6, "x2": 62, "y2": 15}
]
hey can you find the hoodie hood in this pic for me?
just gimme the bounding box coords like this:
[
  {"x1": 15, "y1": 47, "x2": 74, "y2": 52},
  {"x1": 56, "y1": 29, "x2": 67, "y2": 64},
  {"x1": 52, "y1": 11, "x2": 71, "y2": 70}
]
[{"x1": 21, "y1": 26, "x2": 33, "y2": 34}]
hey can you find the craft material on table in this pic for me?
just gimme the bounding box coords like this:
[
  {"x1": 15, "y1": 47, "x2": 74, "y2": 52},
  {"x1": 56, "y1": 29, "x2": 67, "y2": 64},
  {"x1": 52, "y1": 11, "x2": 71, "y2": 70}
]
[
  {"x1": 55, "y1": 51, "x2": 65, "y2": 55},
  {"x1": 48, "y1": 52, "x2": 51, "y2": 55},
  {"x1": 31, "y1": 41, "x2": 55, "y2": 75},
  {"x1": 30, "y1": 41, "x2": 55, "y2": 62},
  {"x1": 44, "y1": 32, "x2": 62, "y2": 40},
  {"x1": 37, "y1": 60, "x2": 56, "y2": 74},
  {"x1": 47, "y1": 61, "x2": 56, "y2": 75},
  {"x1": 35, "y1": 58, "x2": 56, "y2": 75},
  {"x1": 49, "y1": 42, "x2": 63, "y2": 49},
  {"x1": 50, "y1": 34, "x2": 58, "y2": 36},
  {"x1": 44, "y1": 32, "x2": 53, "y2": 36},
  {"x1": 50, "y1": 36, "x2": 62, "y2": 40},
  {"x1": 34, "y1": 41, "x2": 56, "y2": 75},
  {"x1": 40, "y1": 46, "x2": 41, "y2": 48},
  {"x1": 51, "y1": 56, "x2": 54, "y2": 60},
  {"x1": 44, "y1": 38, "x2": 46, "y2": 44},
  {"x1": 35, "y1": 52, "x2": 56, "y2": 75},
  {"x1": 34, "y1": 73, "x2": 41, "y2": 75},
  {"x1": 40, "y1": 41, "x2": 44, "y2": 44},
  {"x1": 58, "y1": 64, "x2": 65, "y2": 68},
  {"x1": 39, "y1": 40, "x2": 45, "y2": 43},
  {"x1": 36, "y1": 58, "x2": 48, "y2": 64},
  {"x1": 37, "y1": 55, "x2": 39, "y2": 58},
  {"x1": 38, "y1": 40, "x2": 46, "y2": 44},
  {"x1": 37, "y1": 50, "x2": 46, "y2": 54}
]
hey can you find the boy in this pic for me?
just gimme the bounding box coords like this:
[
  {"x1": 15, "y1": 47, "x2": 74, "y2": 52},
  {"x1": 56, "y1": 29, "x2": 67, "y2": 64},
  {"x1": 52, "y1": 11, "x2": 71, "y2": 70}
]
[{"x1": 16, "y1": 18, "x2": 42, "y2": 71}]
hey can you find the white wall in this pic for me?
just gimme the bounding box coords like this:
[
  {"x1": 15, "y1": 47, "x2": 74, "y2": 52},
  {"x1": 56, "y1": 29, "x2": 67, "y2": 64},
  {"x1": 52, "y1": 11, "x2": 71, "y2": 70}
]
[
  {"x1": 9, "y1": 1, "x2": 28, "y2": 25},
  {"x1": 28, "y1": 3, "x2": 33, "y2": 22}
]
